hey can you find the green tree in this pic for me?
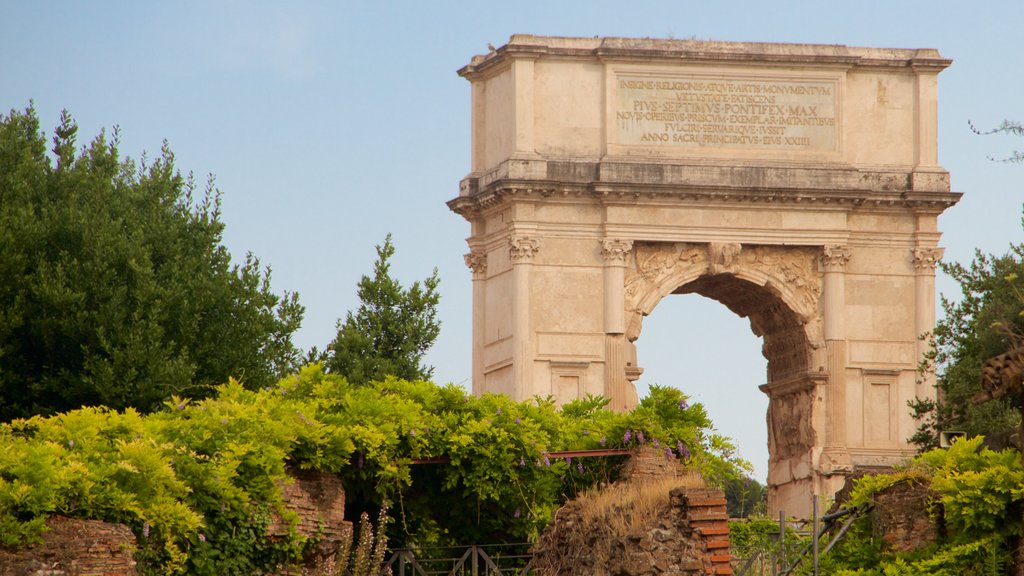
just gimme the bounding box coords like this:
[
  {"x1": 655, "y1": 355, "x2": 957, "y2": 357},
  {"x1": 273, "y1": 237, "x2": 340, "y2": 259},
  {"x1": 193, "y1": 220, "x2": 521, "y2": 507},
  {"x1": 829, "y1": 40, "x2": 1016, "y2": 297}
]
[
  {"x1": 324, "y1": 234, "x2": 440, "y2": 385},
  {"x1": 910, "y1": 216, "x2": 1024, "y2": 450},
  {"x1": 0, "y1": 106, "x2": 304, "y2": 419}
]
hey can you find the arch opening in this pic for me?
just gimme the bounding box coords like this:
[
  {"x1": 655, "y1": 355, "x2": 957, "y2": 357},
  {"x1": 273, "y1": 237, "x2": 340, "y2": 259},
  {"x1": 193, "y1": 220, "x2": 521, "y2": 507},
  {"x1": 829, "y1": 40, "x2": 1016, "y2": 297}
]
[
  {"x1": 622, "y1": 242, "x2": 826, "y2": 515},
  {"x1": 634, "y1": 292, "x2": 769, "y2": 482}
]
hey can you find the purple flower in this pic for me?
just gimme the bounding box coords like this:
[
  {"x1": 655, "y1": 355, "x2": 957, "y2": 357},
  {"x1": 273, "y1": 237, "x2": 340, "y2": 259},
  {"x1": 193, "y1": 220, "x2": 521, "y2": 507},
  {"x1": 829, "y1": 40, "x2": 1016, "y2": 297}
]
[
  {"x1": 623, "y1": 429, "x2": 633, "y2": 444},
  {"x1": 653, "y1": 438, "x2": 660, "y2": 448},
  {"x1": 678, "y1": 399, "x2": 689, "y2": 410},
  {"x1": 666, "y1": 447, "x2": 674, "y2": 459},
  {"x1": 577, "y1": 462, "x2": 584, "y2": 474},
  {"x1": 543, "y1": 455, "x2": 551, "y2": 467},
  {"x1": 409, "y1": 429, "x2": 417, "y2": 437},
  {"x1": 535, "y1": 459, "x2": 542, "y2": 468},
  {"x1": 599, "y1": 436, "x2": 606, "y2": 447},
  {"x1": 520, "y1": 457, "x2": 526, "y2": 467},
  {"x1": 637, "y1": 431, "x2": 645, "y2": 445},
  {"x1": 514, "y1": 508, "x2": 521, "y2": 519},
  {"x1": 198, "y1": 533, "x2": 206, "y2": 543},
  {"x1": 566, "y1": 457, "x2": 572, "y2": 465},
  {"x1": 496, "y1": 408, "x2": 502, "y2": 416},
  {"x1": 176, "y1": 402, "x2": 185, "y2": 411},
  {"x1": 142, "y1": 522, "x2": 150, "y2": 538},
  {"x1": 515, "y1": 417, "x2": 521, "y2": 425},
  {"x1": 677, "y1": 441, "x2": 690, "y2": 460}
]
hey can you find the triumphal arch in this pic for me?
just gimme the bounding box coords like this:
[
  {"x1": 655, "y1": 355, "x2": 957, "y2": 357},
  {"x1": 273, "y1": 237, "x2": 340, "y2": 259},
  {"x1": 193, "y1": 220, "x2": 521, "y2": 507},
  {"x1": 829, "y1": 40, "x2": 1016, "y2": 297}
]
[{"x1": 448, "y1": 36, "x2": 960, "y2": 517}]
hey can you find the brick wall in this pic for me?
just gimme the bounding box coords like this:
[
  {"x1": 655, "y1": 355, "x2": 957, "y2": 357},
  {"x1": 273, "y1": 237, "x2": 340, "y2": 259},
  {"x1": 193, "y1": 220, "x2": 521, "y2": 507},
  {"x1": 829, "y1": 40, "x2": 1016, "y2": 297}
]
[{"x1": 0, "y1": 516, "x2": 137, "y2": 576}]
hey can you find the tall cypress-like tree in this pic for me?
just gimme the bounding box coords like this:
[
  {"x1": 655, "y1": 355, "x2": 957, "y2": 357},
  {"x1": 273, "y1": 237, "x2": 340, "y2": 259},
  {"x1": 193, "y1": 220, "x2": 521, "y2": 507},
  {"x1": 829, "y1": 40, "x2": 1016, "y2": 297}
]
[
  {"x1": 324, "y1": 234, "x2": 440, "y2": 385},
  {"x1": 0, "y1": 106, "x2": 304, "y2": 419}
]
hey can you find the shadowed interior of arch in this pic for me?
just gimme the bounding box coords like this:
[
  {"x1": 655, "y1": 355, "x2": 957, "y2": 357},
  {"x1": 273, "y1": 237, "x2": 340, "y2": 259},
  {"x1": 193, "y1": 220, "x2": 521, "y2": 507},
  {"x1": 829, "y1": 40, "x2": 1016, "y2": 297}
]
[{"x1": 673, "y1": 273, "x2": 811, "y2": 381}]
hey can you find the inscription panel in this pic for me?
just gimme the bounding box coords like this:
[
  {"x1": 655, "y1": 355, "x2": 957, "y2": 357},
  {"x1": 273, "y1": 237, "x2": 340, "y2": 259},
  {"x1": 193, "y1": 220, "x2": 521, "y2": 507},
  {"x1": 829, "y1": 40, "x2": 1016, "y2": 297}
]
[{"x1": 615, "y1": 72, "x2": 840, "y2": 153}]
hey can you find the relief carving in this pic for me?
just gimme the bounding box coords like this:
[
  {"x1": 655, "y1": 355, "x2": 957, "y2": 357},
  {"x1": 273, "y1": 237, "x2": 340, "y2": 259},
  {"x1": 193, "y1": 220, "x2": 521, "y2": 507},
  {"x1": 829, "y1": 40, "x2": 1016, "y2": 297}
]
[
  {"x1": 821, "y1": 245, "x2": 852, "y2": 272},
  {"x1": 767, "y1": 389, "x2": 816, "y2": 460},
  {"x1": 624, "y1": 242, "x2": 824, "y2": 354},
  {"x1": 601, "y1": 239, "x2": 634, "y2": 263},
  {"x1": 911, "y1": 247, "x2": 944, "y2": 272},
  {"x1": 708, "y1": 242, "x2": 742, "y2": 274},
  {"x1": 464, "y1": 251, "x2": 488, "y2": 277},
  {"x1": 509, "y1": 236, "x2": 541, "y2": 263}
]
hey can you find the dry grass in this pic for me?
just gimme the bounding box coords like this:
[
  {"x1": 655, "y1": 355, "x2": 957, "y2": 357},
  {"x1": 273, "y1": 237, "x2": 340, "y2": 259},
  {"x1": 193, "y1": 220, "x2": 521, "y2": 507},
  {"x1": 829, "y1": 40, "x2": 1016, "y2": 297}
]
[
  {"x1": 575, "y1": 473, "x2": 706, "y2": 536},
  {"x1": 531, "y1": 473, "x2": 705, "y2": 575}
]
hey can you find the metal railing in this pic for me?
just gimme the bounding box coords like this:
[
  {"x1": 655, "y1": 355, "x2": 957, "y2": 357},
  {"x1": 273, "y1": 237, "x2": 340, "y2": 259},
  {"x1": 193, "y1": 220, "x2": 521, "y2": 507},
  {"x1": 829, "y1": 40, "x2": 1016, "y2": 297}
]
[{"x1": 385, "y1": 544, "x2": 532, "y2": 576}]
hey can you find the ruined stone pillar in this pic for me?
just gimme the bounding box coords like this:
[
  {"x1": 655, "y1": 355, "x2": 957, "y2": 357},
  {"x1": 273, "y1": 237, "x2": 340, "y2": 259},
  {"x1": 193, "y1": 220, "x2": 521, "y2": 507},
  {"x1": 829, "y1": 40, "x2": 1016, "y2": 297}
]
[
  {"x1": 464, "y1": 250, "x2": 488, "y2": 396},
  {"x1": 509, "y1": 235, "x2": 540, "y2": 401},
  {"x1": 821, "y1": 245, "x2": 852, "y2": 480},
  {"x1": 912, "y1": 247, "x2": 944, "y2": 392}
]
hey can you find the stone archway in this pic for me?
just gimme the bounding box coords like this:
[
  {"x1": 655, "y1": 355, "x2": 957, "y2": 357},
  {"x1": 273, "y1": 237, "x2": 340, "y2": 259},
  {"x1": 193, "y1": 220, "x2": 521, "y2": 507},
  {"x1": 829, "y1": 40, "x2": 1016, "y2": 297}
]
[
  {"x1": 623, "y1": 242, "x2": 825, "y2": 513},
  {"x1": 448, "y1": 35, "x2": 961, "y2": 517}
]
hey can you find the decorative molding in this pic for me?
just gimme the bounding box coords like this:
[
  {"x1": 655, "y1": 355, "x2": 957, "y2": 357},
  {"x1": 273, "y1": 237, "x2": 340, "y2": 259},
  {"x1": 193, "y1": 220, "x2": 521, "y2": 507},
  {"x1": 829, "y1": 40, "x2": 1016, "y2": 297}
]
[
  {"x1": 447, "y1": 178, "x2": 963, "y2": 221},
  {"x1": 601, "y1": 239, "x2": 634, "y2": 263},
  {"x1": 463, "y1": 251, "x2": 488, "y2": 277},
  {"x1": 509, "y1": 236, "x2": 541, "y2": 263},
  {"x1": 911, "y1": 247, "x2": 944, "y2": 272},
  {"x1": 821, "y1": 245, "x2": 852, "y2": 272}
]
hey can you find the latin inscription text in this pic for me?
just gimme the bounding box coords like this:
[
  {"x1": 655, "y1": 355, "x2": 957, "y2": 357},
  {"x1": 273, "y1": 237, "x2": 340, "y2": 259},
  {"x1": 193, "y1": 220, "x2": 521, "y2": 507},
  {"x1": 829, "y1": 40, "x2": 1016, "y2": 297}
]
[{"x1": 616, "y1": 75, "x2": 838, "y2": 152}]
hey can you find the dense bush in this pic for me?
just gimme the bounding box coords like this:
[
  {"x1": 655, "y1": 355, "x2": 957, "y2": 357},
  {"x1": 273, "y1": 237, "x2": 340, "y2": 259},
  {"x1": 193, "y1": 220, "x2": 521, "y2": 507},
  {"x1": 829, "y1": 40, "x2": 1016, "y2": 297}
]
[
  {"x1": 0, "y1": 366, "x2": 745, "y2": 573},
  {"x1": 818, "y1": 436, "x2": 1020, "y2": 576}
]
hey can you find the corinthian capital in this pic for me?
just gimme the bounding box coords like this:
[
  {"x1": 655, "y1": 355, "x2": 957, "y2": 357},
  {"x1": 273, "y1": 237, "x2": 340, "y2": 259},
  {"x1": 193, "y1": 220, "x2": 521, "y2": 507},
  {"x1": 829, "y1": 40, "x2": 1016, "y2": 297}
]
[
  {"x1": 601, "y1": 239, "x2": 634, "y2": 263},
  {"x1": 464, "y1": 251, "x2": 488, "y2": 277},
  {"x1": 821, "y1": 245, "x2": 852, "y2": 272},
  {"x1": 912, "y1": 247, "x2": 944, "y2": 272},
  {"x1": 509, "y1": 235, "x2": 541, "y2": 263}
]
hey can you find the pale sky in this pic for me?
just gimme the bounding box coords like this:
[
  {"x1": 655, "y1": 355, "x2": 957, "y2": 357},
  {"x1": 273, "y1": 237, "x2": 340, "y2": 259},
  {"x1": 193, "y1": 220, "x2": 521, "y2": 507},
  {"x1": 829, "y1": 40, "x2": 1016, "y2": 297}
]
[{"x1": 2, "y1": 1, "x2": 1022, "y2": 481}]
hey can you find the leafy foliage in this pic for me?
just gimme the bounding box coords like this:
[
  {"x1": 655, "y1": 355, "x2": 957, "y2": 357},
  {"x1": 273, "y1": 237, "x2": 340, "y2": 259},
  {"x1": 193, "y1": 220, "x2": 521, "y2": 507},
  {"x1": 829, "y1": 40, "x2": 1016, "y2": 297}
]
[
  {"x1": 0, "y1": 105, "x2": 304, "y2": 419},
  {"x1": 910, "y1": 216, "x2": 1024, "y2": 451},
  {"x1": 724, "y1": 475, "x2": 767, "y2": 518},
  {"x1": 323, "y1": 234, "x2": 440, "y2": 386},
  {"x1": 0, "y1": 367, "x2": 742, "y2": 572},
  {"x1": 820, "y1": 436, "x2": 1017, "y2": 576}
]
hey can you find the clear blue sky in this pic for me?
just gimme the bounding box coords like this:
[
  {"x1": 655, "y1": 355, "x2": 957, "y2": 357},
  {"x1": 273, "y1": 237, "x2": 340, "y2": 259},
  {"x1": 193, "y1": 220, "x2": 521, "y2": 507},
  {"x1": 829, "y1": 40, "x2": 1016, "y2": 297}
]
[{"x1": 3, "y1": 1, "x2": 1021, "y2": 481}]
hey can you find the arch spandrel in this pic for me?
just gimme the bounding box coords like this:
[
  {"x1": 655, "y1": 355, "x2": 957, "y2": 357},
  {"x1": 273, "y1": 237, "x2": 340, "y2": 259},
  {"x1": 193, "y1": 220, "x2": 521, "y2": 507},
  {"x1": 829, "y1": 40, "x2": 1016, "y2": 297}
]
[{"x1": 624, "y1": 242, "x2": 826, "y2": 359}]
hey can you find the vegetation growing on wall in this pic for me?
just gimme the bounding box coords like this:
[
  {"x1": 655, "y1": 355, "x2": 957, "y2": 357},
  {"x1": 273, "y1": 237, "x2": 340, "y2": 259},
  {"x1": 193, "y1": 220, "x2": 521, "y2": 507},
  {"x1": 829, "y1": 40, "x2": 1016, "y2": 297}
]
[
  {"x1": 817, "y1": 436, "x2": 1019, "y2": 575},
  {"x1": 0, "y1": 366, "x2": 745, "y2": 574}
]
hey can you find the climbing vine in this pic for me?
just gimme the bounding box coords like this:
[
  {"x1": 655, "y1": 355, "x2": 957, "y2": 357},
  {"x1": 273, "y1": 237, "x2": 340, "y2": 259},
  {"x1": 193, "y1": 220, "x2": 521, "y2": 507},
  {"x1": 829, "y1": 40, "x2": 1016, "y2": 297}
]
[
  {"x1": 0, "y1": 365, "x2": 745, "y2": 573},
  {"x1": 818, "y1": 436, "x2": 1019, "y2": 576}
]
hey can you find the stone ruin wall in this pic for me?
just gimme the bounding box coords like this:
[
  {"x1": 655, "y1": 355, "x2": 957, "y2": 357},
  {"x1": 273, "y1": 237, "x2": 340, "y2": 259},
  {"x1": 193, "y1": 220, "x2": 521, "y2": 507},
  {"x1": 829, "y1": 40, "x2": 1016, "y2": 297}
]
[
  {"x1": 0, "y1": 471, "x2": 349, "y2": 576},
  {"x1": 531, "y1": 448, "x2": 733, "y2": 576}
]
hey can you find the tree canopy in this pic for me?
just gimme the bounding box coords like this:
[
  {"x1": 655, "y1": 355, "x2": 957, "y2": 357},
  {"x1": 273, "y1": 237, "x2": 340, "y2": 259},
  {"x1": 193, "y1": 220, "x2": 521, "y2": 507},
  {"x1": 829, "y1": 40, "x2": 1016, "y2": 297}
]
[
  {"x1": 0, "y1": 106, "x2": 304, "y2": 419},
  {"x1": 323, "y1": 234, "x2": 440, "y2": 385},
  {"x1": 910, "y1": 213, "x2": 1024, "y2": 450}
]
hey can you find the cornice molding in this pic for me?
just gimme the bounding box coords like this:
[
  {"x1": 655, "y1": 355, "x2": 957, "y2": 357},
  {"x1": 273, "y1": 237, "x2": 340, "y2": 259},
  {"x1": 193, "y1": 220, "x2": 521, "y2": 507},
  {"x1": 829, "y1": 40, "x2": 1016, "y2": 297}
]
[{"x1": 447, "y1": 177, "x2": 962, "y2": 220}]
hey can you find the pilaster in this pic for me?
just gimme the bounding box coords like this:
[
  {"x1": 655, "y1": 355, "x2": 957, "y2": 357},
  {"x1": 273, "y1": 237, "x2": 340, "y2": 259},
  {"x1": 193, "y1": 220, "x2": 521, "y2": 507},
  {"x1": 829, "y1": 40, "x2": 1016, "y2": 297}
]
[
  {"x1": 912, "y1": 247, "x2": 944, "y2": 393},
  {"x1": 509, "y1": 235, "x2": 540, "y2": 400},
  {"x1": 464, "y1": 250, "x2": 488, "y2": 396},
  {"x1": 820, "y1": 245, "x2": 852, "y2": 472}
]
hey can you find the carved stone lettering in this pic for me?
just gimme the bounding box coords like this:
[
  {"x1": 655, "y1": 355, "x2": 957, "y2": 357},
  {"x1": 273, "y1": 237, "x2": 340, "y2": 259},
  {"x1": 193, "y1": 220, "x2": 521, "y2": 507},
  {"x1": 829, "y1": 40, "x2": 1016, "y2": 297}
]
[{"x1": 617, "y1": 73, "x2": 839, "y2": 153}]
